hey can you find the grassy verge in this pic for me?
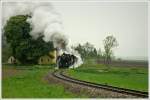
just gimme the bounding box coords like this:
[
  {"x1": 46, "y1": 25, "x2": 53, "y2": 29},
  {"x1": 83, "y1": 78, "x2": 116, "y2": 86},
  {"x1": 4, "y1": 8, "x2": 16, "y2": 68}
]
[
  {"x1": 2, "y1": 65, "x2": 81, "y2": 98},
  {"x1": 66, "y1": 63, "x2": 148, "y2": 92}
]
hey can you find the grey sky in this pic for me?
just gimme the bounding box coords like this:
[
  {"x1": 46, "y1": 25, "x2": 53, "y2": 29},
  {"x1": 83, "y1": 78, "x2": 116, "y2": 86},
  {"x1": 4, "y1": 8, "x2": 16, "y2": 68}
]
[{"x1": 52, "y1": 2, "x2": 148, "y2": 60}]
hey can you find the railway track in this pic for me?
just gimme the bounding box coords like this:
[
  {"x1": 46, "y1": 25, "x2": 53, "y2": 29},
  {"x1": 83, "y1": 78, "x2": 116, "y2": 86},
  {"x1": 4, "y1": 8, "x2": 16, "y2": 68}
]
[{"x1": 52, "y1": 70, "x2": 148, "y2": 98}]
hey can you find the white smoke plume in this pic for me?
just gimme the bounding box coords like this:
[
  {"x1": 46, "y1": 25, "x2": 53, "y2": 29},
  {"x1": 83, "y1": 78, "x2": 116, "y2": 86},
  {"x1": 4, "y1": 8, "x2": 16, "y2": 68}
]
[{"x1": 2, "y1": 2, "x2": 83, "y2": 68}]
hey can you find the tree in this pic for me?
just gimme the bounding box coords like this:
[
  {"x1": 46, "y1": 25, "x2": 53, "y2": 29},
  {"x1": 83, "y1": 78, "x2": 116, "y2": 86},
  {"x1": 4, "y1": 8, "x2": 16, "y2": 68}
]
[
  {"x1": 4, "y1": 15, "x2": 54, "y2": 64},
  {"x1": 97, "y1": 48, "x2": 102, "y2": 58},
  {"x1": 74, "y1": 43, "x2": 85, "y2": 59},
  {"x1": 93, "y1": 48, "x2": 97, "y2": 57},
  {"x1": 2, "y1": 34, "x2": 12, "y2": 63},
  {"x1": 74, "y1": 42, "x2": 99, "y2": 59},
  {"x1": 103, "y1": 35, "x2": 118, "y2": 65},
  {"x1": 4, "y1": 15, "x2": 31, "y2": 57}
]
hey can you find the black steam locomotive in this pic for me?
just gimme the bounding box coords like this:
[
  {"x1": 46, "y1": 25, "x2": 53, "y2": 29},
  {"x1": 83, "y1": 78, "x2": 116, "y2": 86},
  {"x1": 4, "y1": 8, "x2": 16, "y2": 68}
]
[{"x1": 56, "y1": 53, "x2": 77, "y2": 68}]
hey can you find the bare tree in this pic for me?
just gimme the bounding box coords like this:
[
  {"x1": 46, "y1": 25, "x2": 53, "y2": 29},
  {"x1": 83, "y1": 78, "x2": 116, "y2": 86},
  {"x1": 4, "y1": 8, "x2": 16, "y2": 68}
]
[{"x1": 103, "y1": 35, "x2": 118, "y2": 65}]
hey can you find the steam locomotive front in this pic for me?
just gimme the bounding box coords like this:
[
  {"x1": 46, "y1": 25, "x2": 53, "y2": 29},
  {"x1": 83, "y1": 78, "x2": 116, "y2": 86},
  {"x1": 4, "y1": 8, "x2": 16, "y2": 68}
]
[{"x1": 56, "y1": 53, "x2": 77, "y2": 68}]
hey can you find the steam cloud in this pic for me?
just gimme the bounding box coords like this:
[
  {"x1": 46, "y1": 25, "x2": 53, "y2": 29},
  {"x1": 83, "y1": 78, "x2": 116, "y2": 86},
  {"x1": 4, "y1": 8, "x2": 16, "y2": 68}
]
[{"x1": 2, "y1": 2, "x2": 83, "y2": 68}]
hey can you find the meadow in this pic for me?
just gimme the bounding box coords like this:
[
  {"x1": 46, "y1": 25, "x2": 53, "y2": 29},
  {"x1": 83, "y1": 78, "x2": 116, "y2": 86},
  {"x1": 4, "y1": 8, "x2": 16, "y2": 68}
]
[
  {"x1": 2, "y1": 61, "x2": 148, "y2": 98},
  {"x1": 2, "y1": 65, "x2": 86, "y2": 98},
  {"x1": 66, "y1": 63, "x2": 148, "y2": 92}
]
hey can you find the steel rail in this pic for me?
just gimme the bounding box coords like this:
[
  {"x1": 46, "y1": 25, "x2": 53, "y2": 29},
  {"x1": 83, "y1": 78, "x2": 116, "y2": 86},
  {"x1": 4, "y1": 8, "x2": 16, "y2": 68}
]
[{"x1": 52, "y1": 70, "x2": 148, "y2": 98}]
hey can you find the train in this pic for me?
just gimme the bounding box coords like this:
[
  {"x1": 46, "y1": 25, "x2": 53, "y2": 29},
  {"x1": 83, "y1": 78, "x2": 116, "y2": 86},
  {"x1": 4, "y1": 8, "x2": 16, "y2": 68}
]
[{"x1": 56, "y1": 53, "x2": 77, "y2": 68}]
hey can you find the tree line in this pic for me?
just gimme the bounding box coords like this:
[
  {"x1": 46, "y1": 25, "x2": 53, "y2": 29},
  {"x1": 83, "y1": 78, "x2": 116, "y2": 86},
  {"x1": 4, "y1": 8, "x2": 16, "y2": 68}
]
[{"x1": 73, "y1": 35, "x2": 118, "y2": 65}]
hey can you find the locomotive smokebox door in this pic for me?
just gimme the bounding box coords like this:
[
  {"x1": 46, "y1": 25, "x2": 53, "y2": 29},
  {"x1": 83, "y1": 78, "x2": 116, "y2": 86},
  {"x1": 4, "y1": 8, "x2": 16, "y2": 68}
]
[{"x1": 56, "y1": 53, "x2": 77, "y2": 68}]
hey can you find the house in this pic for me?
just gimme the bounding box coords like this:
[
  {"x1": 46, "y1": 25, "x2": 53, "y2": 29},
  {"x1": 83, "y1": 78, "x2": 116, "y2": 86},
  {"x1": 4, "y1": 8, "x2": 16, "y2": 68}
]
[
  {"x1": 7, "y1": 50, "x2": 57, "y2": 65},
  {"x1": 7, "y1": 56, "x2": 17, "y2": 64},
  {"x1": 38, "y1": 50, "x2": 56, "y2": 64}
]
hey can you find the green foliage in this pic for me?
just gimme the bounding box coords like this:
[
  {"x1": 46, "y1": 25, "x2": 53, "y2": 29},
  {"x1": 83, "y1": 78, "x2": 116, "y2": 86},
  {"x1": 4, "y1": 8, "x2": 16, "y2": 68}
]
[
  {"x1": 2, "y1": 35, "x2": 12, "y2": 63},
  {"x1": 74, "y1": 42, "x2": 100, "y2": 59},
  {"x1": 103, "y1": 35, "x2": 118, "y2": 65},
  {"x1": 4, "y1": 15, "x2": 54, "y2": 64},
  {"x1": 2, "y1": 45, "x2": 12, "y2": 63}
]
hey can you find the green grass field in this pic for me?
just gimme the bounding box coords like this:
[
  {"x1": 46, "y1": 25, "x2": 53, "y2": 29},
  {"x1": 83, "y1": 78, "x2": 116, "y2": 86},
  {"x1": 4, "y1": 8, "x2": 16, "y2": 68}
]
[
  {"x1": 2, "y1": 63, "x2": 148, "y2": 98},
  {"x1": 66, "y1": 63, "x2": 148, "y2": 92},
  {"x1": 2, "y1": 65, "x2": 86, "y2": 98}
]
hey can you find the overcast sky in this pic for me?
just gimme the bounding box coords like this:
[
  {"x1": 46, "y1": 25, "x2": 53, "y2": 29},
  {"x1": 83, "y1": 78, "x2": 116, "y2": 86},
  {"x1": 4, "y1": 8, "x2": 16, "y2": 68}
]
[
  {"x1": 2, "y1": 1, "x2": 148, "y2": 60},
  {"x1": 52, "y1": 2, "x2": 148, "y2": 60}
]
